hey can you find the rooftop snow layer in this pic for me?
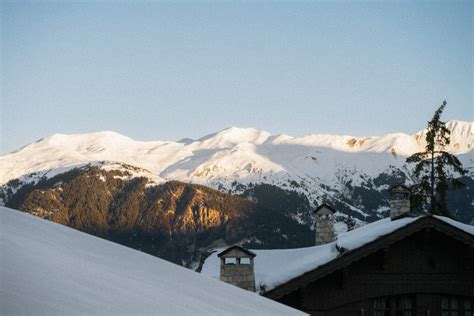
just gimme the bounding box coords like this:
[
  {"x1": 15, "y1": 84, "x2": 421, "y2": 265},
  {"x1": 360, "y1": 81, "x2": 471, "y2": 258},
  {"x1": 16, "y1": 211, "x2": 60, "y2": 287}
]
[
  {"x1": 201, "y1": 215, "x2": 474, "y2": 293},
  {"x1": 0, "y1": 206, "x2": 306, "y2": 315}
]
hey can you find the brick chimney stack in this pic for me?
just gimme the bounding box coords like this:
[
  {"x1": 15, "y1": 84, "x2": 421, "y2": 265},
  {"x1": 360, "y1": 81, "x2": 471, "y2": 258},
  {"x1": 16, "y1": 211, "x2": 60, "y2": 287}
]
[
  {"x1": 389, "y1": 185, "x2": 411, "y2": 220},
  {"x1": 218, "y1": 246, "x2": 256, "y2": 292},
  {"x1": 314, "y1": 203, "x2": 336, "y2": 245}
]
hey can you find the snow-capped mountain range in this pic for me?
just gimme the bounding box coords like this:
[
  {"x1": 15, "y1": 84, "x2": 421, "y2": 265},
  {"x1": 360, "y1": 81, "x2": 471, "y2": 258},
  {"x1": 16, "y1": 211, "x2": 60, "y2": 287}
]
[{"x1": 1, "y1": 120, "x2": 473, "y2": 223}]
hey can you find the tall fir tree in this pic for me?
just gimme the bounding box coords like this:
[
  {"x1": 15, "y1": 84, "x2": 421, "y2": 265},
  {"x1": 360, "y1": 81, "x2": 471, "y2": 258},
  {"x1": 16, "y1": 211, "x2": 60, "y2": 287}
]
[{"x1": 406, "y1": 100, "x2": 466, "y2": 216}]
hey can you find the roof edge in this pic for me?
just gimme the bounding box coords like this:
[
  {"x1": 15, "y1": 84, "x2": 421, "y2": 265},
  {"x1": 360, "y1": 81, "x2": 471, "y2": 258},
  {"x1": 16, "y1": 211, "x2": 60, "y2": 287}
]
[
  {"x1": 314, "y1": 203, "x2": 337, "y2": 214},
  {"x1": 218, "y1": 245, "x2": 257, "y2": 258}
]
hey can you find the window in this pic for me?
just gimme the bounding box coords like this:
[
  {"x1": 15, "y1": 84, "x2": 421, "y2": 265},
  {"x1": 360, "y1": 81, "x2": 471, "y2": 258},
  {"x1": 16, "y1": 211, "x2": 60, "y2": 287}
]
[
  {"x1": 224, "y1": 258, "x2": 236, "y2": 265},
  {"x1": 396, "y1": 296, "x2": 415, "y2": 316},
  {"x1": 441, "y1": 296, "x2": 458, "y2": 316},
  {"x1": 441, "y1": 296, "x2": 474, "y2": 316},
  {"x1": 373, "y1": 297, "x2": 389, "y2": 316},
  {"x1": 240, "y1": 258, "x2": 250, "y2": 264},
  {"x1": 464, "y1": 299, "x2": 471, "y2": 316},
  {"x1": 372, "y1": 295, "x2": 415, "y2": 316}
]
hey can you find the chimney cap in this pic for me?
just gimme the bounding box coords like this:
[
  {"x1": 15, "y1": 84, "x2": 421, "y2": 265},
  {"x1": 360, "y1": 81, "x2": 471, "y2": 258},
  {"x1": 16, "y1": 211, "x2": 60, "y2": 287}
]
[
  {"x1": 388, "y1": 184, "x2": 410, "y2": 193},
  {"x1": 218, "y1": 245, "x2": 256, "y2": 258},
  {"x1": 314, "y1": 203, "x2": 337, "y2": 214}
]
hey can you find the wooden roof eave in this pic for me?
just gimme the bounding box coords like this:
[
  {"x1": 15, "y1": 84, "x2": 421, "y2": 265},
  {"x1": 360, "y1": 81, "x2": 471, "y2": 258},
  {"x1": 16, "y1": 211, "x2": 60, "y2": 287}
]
[
  {"x1": 314, "y1": 203, "x2": 337, "y2": 214},
  {"x1": 218, "y1": 245, "x2": 257, "y2": 258}
]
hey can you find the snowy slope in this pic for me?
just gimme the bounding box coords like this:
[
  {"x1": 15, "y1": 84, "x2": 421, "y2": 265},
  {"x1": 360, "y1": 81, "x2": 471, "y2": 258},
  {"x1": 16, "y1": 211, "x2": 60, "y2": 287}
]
[
  {"x1": 201, "y1": 216, "x2": 474, "y2": 293},
  {"x1": 0, "y1": 206, "x2": 306, "y2": 315}
]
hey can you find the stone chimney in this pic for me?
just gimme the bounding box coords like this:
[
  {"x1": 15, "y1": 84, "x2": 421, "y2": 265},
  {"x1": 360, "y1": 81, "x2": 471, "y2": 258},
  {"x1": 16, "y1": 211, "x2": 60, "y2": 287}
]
[
  {"x1": 389, "y1": 185, "x2": 411, "y2": 220},
  {"x1": 218, "y1": 245, "x2": 256, "y2": 291},
  {"x1": 314, "y1": 203, "x2": 336, "y2": 245}
]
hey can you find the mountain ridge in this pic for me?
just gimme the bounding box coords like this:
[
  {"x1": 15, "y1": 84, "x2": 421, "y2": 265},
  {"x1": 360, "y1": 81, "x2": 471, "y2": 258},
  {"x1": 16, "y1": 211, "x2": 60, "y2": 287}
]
[
  {"x1": 1, "y1": 121, "x2": 472, "y2": 268},
  {"x1": 1, "y1": 120, "x2": 472, "y2": 227},
  {"x1": 2, "y1": 165, "x2": 314, "y2": 266},
  {"x1": 1, "y1": 120, "x2": 472, "y2": 187}
]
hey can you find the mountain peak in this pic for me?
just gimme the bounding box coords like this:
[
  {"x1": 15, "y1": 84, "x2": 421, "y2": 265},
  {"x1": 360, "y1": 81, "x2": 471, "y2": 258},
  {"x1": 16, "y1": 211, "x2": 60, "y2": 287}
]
[
  {"x1": 1, "y1": 121, "x2": 472, "y2": 187},
  {"x1": 40, "y1": 131, "x2": 134, "y2": 147},
  {"x1": 445, "y1": 120, "x2": 473, "y2": 132},
  {"x1": 197, "y1": 127, "x2": 271, "y2": 147}
]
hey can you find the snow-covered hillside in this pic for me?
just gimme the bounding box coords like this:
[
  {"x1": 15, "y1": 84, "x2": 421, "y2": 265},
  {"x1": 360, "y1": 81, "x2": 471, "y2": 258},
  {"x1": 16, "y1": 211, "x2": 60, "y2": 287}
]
[
  {"x1": 1, "y1": 120, "x2": 472, "y2": 223},
  {"x1": 0, "y1": 206, "x2": 305, "y2": 315},
  {"x1": 1, "y1": 120, "x2": 472, "y2": 186}
]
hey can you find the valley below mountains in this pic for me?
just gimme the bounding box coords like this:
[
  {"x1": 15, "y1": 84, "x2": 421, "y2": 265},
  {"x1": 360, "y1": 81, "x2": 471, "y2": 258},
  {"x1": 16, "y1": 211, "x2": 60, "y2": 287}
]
[{"x1": 1, "y1": 120, "x2": 473, "y2": 267}]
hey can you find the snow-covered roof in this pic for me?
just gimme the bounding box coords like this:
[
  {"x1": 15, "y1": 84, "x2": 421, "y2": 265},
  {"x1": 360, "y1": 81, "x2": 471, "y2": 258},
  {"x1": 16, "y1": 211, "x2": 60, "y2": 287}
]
[
  {"x1": 0, "y1": 206, "x2": 306, "y2": 315},
  {"x1": 201, "y1": 215, "x2": 474, "y2": 293}
]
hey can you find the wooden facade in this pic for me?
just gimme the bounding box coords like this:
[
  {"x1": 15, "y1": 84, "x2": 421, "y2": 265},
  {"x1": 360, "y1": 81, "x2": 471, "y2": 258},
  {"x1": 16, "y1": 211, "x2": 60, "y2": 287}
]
[{"x1": 264, "y1": 216, "x2": 474, "y2": 315}]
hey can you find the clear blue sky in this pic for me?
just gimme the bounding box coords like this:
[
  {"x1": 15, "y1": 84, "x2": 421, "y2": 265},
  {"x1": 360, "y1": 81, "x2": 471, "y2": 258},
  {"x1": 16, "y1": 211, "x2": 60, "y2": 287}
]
[{"x1": 1, "y1": 1, "x2": 472, "y2": 154}]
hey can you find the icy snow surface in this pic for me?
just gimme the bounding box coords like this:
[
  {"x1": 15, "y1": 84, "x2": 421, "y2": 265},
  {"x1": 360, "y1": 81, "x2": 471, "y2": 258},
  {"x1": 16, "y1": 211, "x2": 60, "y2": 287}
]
[
  {"x1": 201, "y1": 216, "x2": 474, "y2": 292},
  {"x1": 0, "y1": 206, "x2": 306, "y2": 315}
]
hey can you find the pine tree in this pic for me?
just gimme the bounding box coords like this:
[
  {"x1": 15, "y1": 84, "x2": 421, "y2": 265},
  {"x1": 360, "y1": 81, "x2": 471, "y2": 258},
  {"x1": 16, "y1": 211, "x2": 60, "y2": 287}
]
[
  {"x1": 344, "y1": 215, "x2": 356, "y2": 231},
  {"x1": 406, "y1": 100, "x2": 466, "y2": 216}
]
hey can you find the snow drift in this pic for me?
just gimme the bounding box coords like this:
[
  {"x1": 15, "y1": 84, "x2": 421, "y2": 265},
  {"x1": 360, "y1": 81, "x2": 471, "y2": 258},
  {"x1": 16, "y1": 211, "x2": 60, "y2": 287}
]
[{"x1": 0, "y1": 206, "x2": 305, "y2": 315}]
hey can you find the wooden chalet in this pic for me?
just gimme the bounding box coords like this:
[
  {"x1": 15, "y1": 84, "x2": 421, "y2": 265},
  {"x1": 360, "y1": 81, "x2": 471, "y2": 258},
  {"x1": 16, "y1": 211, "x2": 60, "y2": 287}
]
[
  {"x1": 265, "y1": 215, "x2": 474, "y2": 315},
  {"x1": 202, "y1": 187, "x2": 474, "y2": 315}
]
